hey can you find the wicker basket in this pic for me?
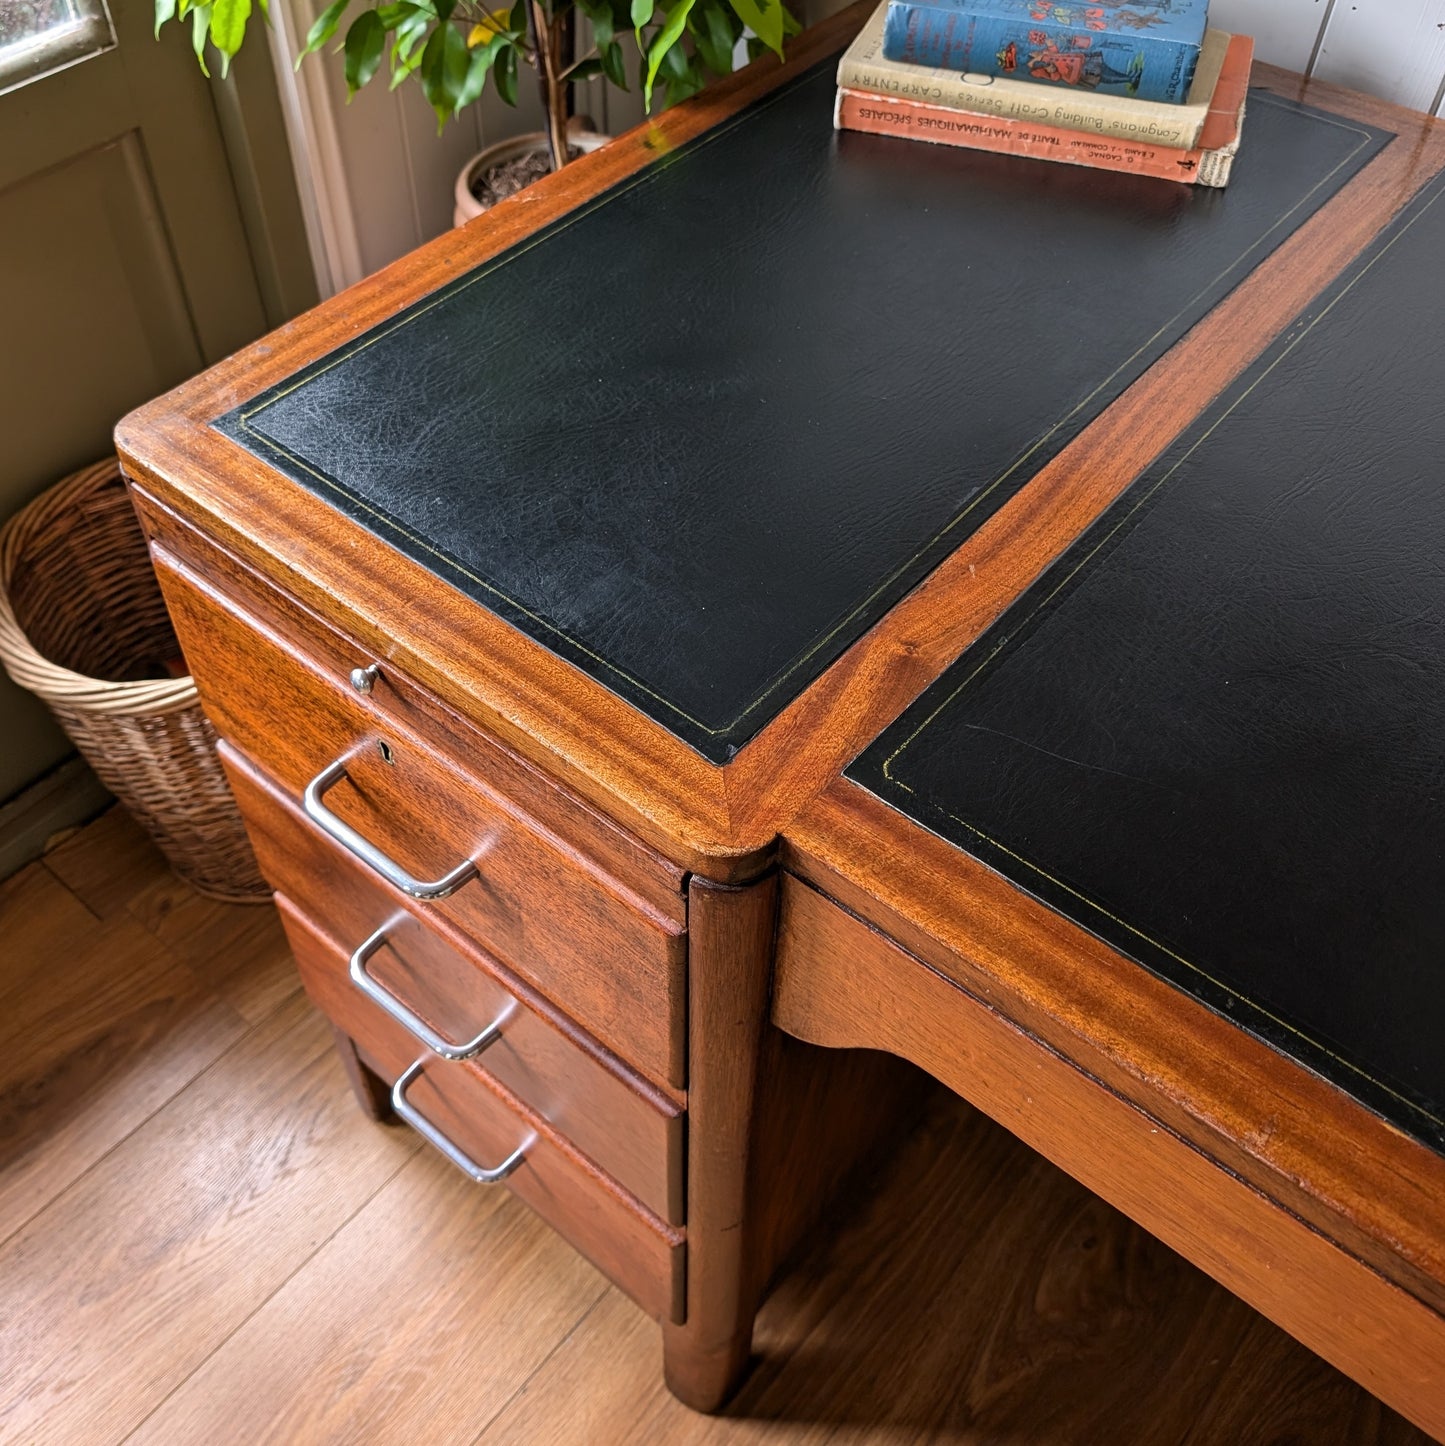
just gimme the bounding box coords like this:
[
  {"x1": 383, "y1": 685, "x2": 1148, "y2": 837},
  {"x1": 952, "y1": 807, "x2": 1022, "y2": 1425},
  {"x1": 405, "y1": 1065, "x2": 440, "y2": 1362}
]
[{"x1": 0, "y1": 459, "x2": 268, "y2": 901}]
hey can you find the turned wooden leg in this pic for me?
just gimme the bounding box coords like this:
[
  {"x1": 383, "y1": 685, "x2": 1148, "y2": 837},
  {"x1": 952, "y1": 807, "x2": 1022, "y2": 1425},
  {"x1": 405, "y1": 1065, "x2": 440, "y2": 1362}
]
[
  {"x1": 662, "y1": 873, "x2": 933, "y2": 1412},
  {"x1": 331, "y1": 1025, "x2": 393, "y2": 1121},
  {"x1": 663, "y1": 1325, "x2": 754, "y2": 1413},
  {"x1": 660, "y1": 875, "x2": 776, "y2": 1411}
]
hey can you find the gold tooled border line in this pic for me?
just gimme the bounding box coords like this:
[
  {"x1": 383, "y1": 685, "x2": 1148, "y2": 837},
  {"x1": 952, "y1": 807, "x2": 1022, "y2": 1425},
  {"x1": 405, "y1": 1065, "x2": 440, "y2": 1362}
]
[
  {"x1": 232, "y1": 83, "x2": 1380, "y2": 745},
  {"x1": 876, "y1": 172, "x2": 1445, "y2": 1131}
]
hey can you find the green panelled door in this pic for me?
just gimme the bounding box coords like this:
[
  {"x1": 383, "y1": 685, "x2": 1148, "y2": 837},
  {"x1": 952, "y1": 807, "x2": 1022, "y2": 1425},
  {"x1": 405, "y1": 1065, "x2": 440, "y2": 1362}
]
[{"x1": 0, "y1": 0, "x2": 314, "y2": 804}]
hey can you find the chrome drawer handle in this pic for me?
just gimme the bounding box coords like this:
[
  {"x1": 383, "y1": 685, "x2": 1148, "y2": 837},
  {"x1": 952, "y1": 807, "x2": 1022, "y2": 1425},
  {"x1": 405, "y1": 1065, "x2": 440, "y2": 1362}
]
[
  {"x1": 350, "y1": 922, "x2": 514, "y2": 1061},
  {"x1": 303, "y1": 756, "x2": 479, "y2": 900},
  {"x1": 392, "y1": 1058, "x2": 532, "y2": 1184}
]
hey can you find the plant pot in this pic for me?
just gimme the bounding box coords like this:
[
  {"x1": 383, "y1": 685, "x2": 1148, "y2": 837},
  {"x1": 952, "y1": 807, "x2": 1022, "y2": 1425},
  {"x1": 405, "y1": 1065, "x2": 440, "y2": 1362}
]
[{"x1": 453, "y1": 128, "x2": 610, "y2": 228}]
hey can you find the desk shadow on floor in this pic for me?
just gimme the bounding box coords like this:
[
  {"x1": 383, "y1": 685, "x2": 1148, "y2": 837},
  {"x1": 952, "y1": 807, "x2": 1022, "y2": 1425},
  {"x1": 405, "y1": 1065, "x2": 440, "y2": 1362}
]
[{"x1": 722, "y1": 1092, "x2": 1425, "y2": 1445}]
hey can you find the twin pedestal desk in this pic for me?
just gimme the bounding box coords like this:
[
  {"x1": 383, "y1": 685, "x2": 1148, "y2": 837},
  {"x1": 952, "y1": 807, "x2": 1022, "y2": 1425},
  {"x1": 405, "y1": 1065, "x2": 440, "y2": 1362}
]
[{"x1": 117, "y1": 7, "x2": 1445, "y2": 1434}]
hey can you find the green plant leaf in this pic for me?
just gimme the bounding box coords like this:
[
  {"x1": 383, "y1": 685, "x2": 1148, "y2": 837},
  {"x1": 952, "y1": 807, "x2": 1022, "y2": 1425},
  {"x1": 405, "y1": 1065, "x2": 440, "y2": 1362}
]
[
  {"x1": 457, "y1": 26, "x2": 510, "y2": 105},
  {"x1": 419, "y1": 18, "x2": 469, "y2": 125},
  {"x1": 657, "y1": 32, "x2": 687, "y2": 73},
  {"x1": 629, "y1": 0, "x2": 651, "y2": 45},
  {"x1": 389, "y1": 2, "x2": 430, "y2": 75},
  {"x1": 599, "y1": 36, "x2": 626, "y2": 86},
  {"x1": 663, "y1": 68, "x2": 703, "y2": 104},
  {"x1": 343, "y1": 9, "x2": 385, "y2": 92},
  {"x1": 577, "y1": 0, "x2": 612, "y2": 47},
  {"x1": 656, "y1": 36, "x2": 700, "y2": 103},
  {"x1": 209, "y1": 0, "x2": 249, "y2": 73},
  {"x1": 642, "y1": 0, "x2": 693, "y2": 109},
  {"x1": 300, "y1": 0, "x2": 349, "y2": 57},
  {"x1": 727, "y1": 0, "x2": 780, "y2": 58},
  {"x1": 189, "y1": 3, "x2": 212, "y2": 73},
  {"x1": 495, "y1": 40, "x2": 518, "y2": 104},
  {"x1": 389, "y1": 24, "x2": 425, "y2": 78},
  {"x1": 689, "y1": 0, "x2": 734, "y2": 74},
  {"x1": 389, "y1": 50, "x2": 423, "y2": 83},
  {"x1": 154, "y1": 0, "x2": 176, "y2": 39},
  {"x1": 454, "y1": 36, "x2": 495, "y2": 105}
]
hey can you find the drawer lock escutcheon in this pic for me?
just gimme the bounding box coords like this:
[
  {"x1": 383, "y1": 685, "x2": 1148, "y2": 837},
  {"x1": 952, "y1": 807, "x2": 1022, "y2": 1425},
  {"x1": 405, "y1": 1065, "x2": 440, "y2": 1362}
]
[
  {"x1": 303, "y1": 755, "x2": 481, "y2": 901},
  {"x1": 393, "y1": 1058, "x2": 532, "y2": 1184},
  {"x1": 350, "y1": 922, "x2": 515, "y2": 1061}
]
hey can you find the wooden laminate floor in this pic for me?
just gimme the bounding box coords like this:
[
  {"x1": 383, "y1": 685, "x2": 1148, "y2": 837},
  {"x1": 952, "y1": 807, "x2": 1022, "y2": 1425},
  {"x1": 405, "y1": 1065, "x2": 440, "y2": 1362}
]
[{"x1": 0, "y1": 806, "x2": 1429, "y2": 1446}]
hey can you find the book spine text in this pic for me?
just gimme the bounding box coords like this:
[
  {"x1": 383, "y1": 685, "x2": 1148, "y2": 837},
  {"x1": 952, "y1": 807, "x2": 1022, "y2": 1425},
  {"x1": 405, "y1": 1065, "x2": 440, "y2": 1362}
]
[
  {"x1": 837, "y1": 54, "x2": 1200, "y2": 146},
  {"x1": 834, "y1": 89, "x2": 1236, "y2": 187}
]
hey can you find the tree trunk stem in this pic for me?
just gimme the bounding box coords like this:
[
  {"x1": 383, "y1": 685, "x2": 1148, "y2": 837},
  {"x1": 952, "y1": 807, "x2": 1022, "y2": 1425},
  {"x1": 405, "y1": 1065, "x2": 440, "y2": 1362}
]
[{"x1": 533, "y1": 1, "x2": 570, "y2": 171}]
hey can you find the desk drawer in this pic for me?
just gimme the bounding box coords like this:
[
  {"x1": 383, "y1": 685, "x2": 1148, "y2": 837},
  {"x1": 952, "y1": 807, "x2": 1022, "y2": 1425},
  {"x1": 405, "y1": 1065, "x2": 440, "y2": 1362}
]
[
  {"x1": 151, "y1": 545, "x2": 686, "y2": 1090},
  {"x1": 278, "y1": 895, "x2": 685, "y2": 1324},
  {"x1": 225, "y1": 745, "x2": 684, "y2": 1223},
  {"x1": 133, "y1": 488, "x2": 688, "y2": 925}
]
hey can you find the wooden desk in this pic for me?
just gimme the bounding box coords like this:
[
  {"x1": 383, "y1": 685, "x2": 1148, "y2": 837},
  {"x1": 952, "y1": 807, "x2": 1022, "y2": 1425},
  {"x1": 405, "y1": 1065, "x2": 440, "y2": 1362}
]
[
  {"x1": 116, "y1": 7, "x2": 1445, "y2": 1435},
  {"x1": 778, "y1": 144, "x2": 1445, "y2": 1434}
]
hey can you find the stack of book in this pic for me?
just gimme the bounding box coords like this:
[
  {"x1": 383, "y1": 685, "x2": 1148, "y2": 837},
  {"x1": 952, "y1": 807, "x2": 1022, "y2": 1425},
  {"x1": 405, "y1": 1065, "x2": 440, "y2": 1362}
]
[{"x1": 834, "y1": 0, "x2": 1254, "y2": 187}]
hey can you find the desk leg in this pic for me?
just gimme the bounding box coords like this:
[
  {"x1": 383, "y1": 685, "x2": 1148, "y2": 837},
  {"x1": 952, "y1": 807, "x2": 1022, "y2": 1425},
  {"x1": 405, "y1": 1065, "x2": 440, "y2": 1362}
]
[
  {"x1": 664, "y1": 872, "x2": 777, "y2": 1411},
  {"x1": 331, "y1": 1025, "x2": 393, "y2": 1122},
  {"x1": 664, "y1": 873, "x2": 926, "y2": 1412}
]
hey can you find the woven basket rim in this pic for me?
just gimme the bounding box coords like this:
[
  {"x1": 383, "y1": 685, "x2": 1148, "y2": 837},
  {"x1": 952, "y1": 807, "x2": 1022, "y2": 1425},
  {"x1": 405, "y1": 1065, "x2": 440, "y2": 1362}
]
[{"x1": 0, "y1": 458, "x2": 197, "y2": 717}]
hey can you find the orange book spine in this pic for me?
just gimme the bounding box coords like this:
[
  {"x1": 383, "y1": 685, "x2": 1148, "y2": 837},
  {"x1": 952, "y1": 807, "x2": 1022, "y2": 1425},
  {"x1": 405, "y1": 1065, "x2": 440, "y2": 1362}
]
[
  {"x1": 836, "y1": 89, "x2": 1239, "y2": 184},
  {"x1": 1198, "y1": 33, "x2": 1255, "y2": 149}
]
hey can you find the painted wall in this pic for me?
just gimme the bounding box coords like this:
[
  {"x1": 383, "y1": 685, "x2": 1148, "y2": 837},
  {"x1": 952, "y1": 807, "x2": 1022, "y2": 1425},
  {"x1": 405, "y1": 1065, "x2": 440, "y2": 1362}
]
[{"x1": 1209, "y1": 0, "x2": 1445, "y2": 113}]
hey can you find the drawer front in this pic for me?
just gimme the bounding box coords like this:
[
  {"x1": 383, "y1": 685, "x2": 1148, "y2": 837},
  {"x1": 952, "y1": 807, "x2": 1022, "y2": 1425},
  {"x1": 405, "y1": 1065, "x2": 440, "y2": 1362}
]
[
  {"x1": 226, "y1": 745, "x2": 684, "y2": 1223},
  {"x1": 279, "y1": 896, "x2": 685, "y2": 1324},
  {"x1": 153, "y1": 545, "x2": 687, "y2": 1090},
  {"x1": 134, "y1": 487, "x2": 687, "y2": 924}
]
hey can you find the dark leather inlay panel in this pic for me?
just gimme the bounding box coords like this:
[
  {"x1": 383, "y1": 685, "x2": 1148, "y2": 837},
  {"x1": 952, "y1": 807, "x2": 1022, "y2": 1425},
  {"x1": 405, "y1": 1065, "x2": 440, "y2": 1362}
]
[
  {"x1": 850, "y1": 172, "x2": 1445, "y2": 1152},
  {"x1": 219, "y1": 65, "x2": 1387, "y2": 762}
]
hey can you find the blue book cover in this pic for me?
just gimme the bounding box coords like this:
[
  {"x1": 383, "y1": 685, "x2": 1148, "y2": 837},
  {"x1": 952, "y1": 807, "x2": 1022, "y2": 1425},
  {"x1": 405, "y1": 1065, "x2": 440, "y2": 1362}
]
[{"x1": 881, "y1": 0, "x2": 1209, "y2": 104}]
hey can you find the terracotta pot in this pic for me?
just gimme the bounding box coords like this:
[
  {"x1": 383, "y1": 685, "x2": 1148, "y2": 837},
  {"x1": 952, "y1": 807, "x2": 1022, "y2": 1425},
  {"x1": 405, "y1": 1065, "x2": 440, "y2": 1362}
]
[{"x1": 453, "y1": 129, "x2": 610, "y2": 228}]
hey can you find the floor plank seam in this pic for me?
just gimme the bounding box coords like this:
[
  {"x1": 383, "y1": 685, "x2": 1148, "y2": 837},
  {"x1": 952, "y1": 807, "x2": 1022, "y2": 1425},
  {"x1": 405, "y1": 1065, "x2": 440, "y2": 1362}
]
[
  {"x1": 192, "y1": 970, "x2": 306, "y2": 1034},
  {"x1": 0, "y1": 1024, "x2": 247, "y2": 1256},
  {"x1": 0, "y1": 1024, "x2": 410, "y2": 1443},
  {"x1": 0, "y1": 1004, "x2": 330, "y2": 1258},
  {"x1": 114, "y1": 1143, "x2": 424, "y2": 1446},
  {"x1": 467, "y1": 1284, "x2": 615, "y2": 1445},
  {"x1": 38, "y1": 860, "x2": 105, "y2": 925},
  {"x1": 118, "y1": 882, "x2": 306, "y2": 1031}
]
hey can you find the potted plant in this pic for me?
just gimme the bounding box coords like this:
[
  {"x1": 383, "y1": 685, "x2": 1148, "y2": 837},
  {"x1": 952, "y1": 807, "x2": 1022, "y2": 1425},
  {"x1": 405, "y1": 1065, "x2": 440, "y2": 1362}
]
[{"x1": 159, "y1": 0, "x2": 799, "y2": 216}]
